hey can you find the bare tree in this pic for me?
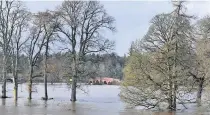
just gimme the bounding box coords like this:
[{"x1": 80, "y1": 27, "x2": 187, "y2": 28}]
[
  {"x1": 37, "y1": 10, "x2": 59, "y2": 100},
  {"x1": 57, "y1": 1, "x2": 115, "y2": 101},
  {"x1": 0, "y1": 1, "x2": 26, "y2": 98},
  {"x1": 24, "y1": 10, "x2": 59, "y2": 100},
  {"x1": 10, "y1": 2, "x2": 31, "y2": 100},
  {"x1": 24, "y1": 14, "x2": 46, "y2": 99}
]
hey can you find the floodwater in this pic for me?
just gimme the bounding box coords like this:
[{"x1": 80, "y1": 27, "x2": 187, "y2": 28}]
[{"x1": 0, "y1": 83, "x2": 209, "y2": 115}]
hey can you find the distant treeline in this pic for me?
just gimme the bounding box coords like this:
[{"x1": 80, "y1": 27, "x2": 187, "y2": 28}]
[{"x1": 0, "y1": 52, "x2": 126, "y2": 83}]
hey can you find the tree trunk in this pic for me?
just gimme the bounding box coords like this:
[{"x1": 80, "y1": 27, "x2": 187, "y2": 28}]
[
  {"x1": 28, "y1": 66, "x2": 33, "y2": 100},
  {"x1": 168, "y1": 79, "x2": 173, "y2": 110},
  {"x1": 196, "y1": 78, "x2": 204, "y2": 106},
  {"x1": 166, "y1": 45, "x2": 174, "y2": 111},
  {"x1": 172, "y1": 33, "x2": 178, "y2": 111},
  {"x1": 44, "y1": 54, "x2": 48, "y2": 100},
  {"x1": 71, "y1": 75, "x2": 77, "y2": 102},
  {"x1": 43, "y1": 38, "x2": 49, "y2": 100},
  {"x1": 2, "y1": 55, "x2": 7, "y2": 98},
  {"x1": 172, "y1": 83, "x2": 177, "y2": 110},
  {"x1": 168, "y1": 79, "x2": 177, "y2": 111},
  {"x1": 44, "y1": 72, "x2": 48, "y2": 100},
  {"x1": 14, "y1": 78, "x2": 18, "y2": 100},
  {"x1": 167, "y1": 59, "x2": 173, "y2": 110},
  {"x1": 2, "y1": 74, "x2": 6, "y2": 98},
  {"x1": 14, "y1": 50, "x2": 19, "y2": 100},
  {"x1": 71, "y1": 54, "x2": 77, "y2": 102}
]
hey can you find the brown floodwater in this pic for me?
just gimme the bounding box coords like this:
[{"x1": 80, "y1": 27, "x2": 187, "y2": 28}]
[{"x1": 0, "y1": 83, "x2": 209, "y2": 115}]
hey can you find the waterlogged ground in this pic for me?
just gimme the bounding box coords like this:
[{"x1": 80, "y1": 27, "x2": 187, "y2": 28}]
[{"x1": 0, "y1": 83, "x2": 209, "y2": 115}]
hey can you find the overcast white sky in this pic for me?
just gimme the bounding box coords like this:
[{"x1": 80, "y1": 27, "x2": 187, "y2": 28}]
[{"x1": 25, "y1": 1, "x2": 210, "y2": 56}]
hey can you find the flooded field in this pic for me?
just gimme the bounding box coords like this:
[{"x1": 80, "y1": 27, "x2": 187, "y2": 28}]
[{"x1": 0, "y1": 83, "x2": 209, "y2": 115}]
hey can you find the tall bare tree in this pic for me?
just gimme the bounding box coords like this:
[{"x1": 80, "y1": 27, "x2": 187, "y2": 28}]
[
  {"x1": 57, "y1": 1, "x2": 115, "y2": 101},
  {"x1": 37, "y1": 11, "x2": 59, "y2": 100},
  {"x1": 0, "y1": 1, "x2": 27, "y2": 98},
  {"x1": 10, "y1": 2, "x2": 31, "y2": 100},
  {"x1": 24, "y1": 13, "x2": 46, "y2": 99}
]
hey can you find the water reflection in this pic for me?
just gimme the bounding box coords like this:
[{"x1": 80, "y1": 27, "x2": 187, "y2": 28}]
[
  {"x1": 0, "y1": 84, "x2": 208, "y2": 115},
  {"x1": 0, "y1": 97, "x2": 206, "y2": 115},
  {"x1": 71, "y1": 102, "x2": 76, "y2": 111},
  {"x1": 14, "y1": 100, "x2": 17, "y2": 106},
  {"x1": 153, "y1": 112, "x2": 176, "y2": 115},
  {"x1": 2, "y1": 98, "x2": 5, "y2": 105},
  {"x1": 43, "y1": 100, "x2": 47, "y2": 108}
]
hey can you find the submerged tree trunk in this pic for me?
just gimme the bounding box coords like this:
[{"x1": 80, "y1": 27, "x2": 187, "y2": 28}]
[
  {"x1": 172, "y1": 40, "x2": 178, "y2": 110},
  {"x1": 2, "y1": 73, "x2": 7, "y2": 98},
  {"x1": 13, "y1": 72, "x2": 18, "y2": 100},
  {"x1": 168, "y1": 79, "x2": 173, "y2": 110},
  {"x1": 172, "y1": 83, "x2": 177, "y2": 110},
  {"x1": 168, "y1": 76, "x2": 177, "y2": 111},
  {"x1": 71, "y1": 54, "x2": 77, "y2": 102},
  {"x1": 2, "y1": 55, "x2": 7, "y2": 98},
  {"x1": 167, "y1": 53, "x2": 174, "y2": 110},
  {"x1": 71, "y1": 75, "x2": 77, "y2": 102},
  {"x1": 13, "y1": 50, "x2": 19, "y2": 100},
  {"x1": 44, "y1": 68, "x2": 48, "y2": 100},
  {"x1": 43, "y1": 40, "x2": 49, "y2": 100},
  {"x1": 28, "y1": 66, "x2": 33, "y2": 100},
  {"x1": 196, "y1": 78, "x2": 204, "y2": 106},
  {"x1": 14, "y1": 77, "x2": 18, "y2": 100}
]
